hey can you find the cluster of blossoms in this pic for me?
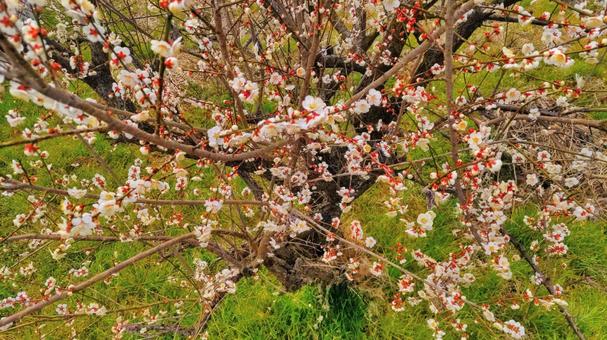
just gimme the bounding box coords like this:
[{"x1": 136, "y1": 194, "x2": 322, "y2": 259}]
[{"x1": 193, "y1": 259, "x2": 238, "y2": 299}]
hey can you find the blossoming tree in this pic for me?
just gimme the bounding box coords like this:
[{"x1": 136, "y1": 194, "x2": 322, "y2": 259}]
[{"x1": 1, "y1": 0, "x2": 607, "y2": 337}]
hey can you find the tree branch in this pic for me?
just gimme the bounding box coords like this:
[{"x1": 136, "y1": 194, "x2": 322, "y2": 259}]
[{"x1": 0, "y1": 233, "x2": 195, "y2": 328}]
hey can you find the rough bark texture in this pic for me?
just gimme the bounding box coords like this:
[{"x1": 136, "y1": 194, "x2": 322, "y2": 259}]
[{"x1": 46, "y1": 39, "x2": 136, "y2": 111}]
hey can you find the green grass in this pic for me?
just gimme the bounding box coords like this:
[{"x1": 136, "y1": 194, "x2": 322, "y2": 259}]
[
  {"x1": 198, "y1": 195, "x2": 607, "y2": 340},
  {"x1": 2, "y1": 94, "x2": 607, "y2": 339},
  {"x1": 2, "y1": 86, "x2": 607, "y2": 339},
  {"x1": 1, "y1": 130, "x2": 605, "y2": 338}
]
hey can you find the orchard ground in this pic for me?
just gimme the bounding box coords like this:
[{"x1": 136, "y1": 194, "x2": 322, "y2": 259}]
[{"x1": 2, "y1": 67, "x2": 607, "y2": 340}]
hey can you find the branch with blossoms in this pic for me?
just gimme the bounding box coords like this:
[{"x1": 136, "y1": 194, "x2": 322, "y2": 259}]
[{"x1": 1, "y1": 0, "x2": 607, "y2": 338}]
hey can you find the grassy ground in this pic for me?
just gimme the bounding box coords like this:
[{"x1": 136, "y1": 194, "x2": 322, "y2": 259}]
[
  {"x1": 202, "y1": 185, "x2": 607, "y2": 339},
  {"x1": 1, "y1": 87, "x2": 607, "y2": 339}
]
